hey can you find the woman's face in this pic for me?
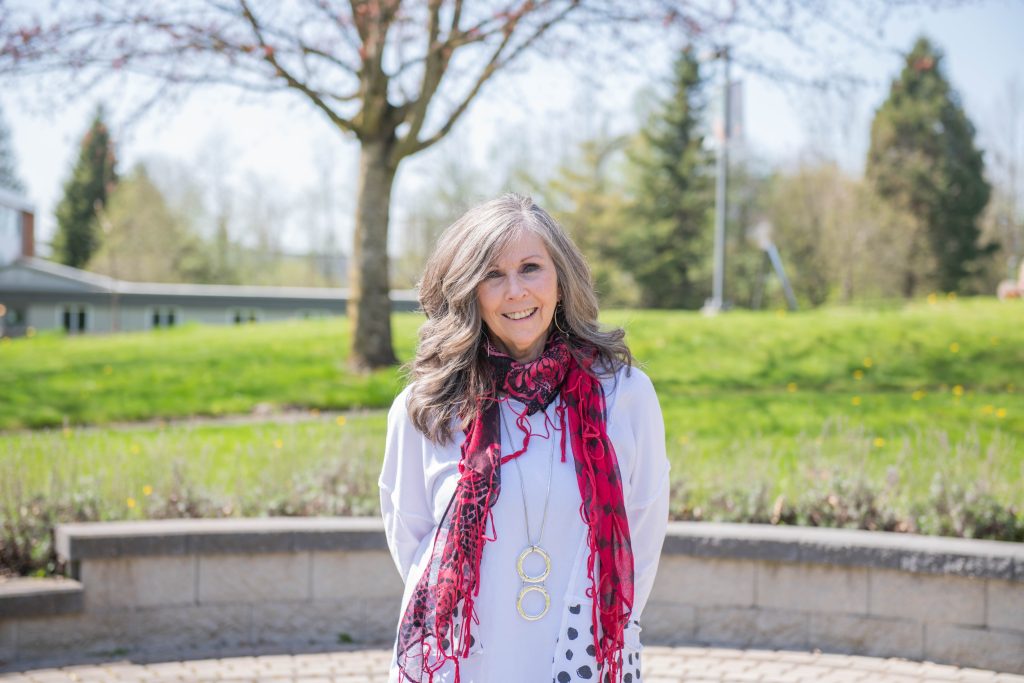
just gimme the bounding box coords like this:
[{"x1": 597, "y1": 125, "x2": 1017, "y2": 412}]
[{"x1": 476, "y1": 229, "x2": 559, "y2": 364}]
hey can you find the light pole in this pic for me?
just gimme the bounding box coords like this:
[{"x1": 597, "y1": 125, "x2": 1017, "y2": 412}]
[{"x1": 703, "y1": 46, "x2": 731, "y2": 316}]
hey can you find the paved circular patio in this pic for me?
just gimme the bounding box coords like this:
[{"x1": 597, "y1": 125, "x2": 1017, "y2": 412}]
[{"x1": 2, "y1": 645, "x2": 1023, "y2": 682}]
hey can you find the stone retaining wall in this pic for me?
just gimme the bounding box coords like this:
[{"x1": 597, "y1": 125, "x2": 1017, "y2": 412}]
[{"x1": 1, "y1": 519, "x2": 1021, "y2": 673}]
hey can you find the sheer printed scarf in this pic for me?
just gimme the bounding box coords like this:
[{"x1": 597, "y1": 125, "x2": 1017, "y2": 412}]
[{"x1": 395, "y1": 334, "x2": 634, "y2": 682}]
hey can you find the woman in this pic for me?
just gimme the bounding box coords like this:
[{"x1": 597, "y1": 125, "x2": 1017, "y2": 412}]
[{"x1": 379, "y1": 193, "x2": 670, "y2": 683}]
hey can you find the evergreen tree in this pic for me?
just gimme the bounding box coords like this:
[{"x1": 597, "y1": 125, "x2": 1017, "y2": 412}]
[
  {"x1": 87, "y1": 163, "x2": 214, "y2": 283},
  {"x1": 546, "y1": 134, "x2": 640, "y2": 307},
  {"x1": 620, "y1": 48, "x2": 715, "y2": 309},
  {"x1": 53, "y1": 106, "x2": 118, "y2": 268},
  {"x1": 0, "y1": 103, "x2": 25, "y2": 193},
  {"x1": 866, "y1": 36, "x2": 993, "y2": 295}
]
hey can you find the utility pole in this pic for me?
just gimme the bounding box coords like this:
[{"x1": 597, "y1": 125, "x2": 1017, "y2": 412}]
[{"x1": 703, "y1": 46, "x2": 730, "y2": 316}]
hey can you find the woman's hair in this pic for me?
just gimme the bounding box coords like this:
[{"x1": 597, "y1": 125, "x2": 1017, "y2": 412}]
[{"x1": 406, "y1": 192, "x2": 633, "y2": 444}]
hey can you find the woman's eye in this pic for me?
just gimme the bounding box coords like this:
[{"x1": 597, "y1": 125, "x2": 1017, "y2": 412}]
[
  {"x1": 485, "y1": 270, "x2": 502, "y2": 279},
  {"x1": 522, "y1": 263, "x2": 539, "y2": 273}
]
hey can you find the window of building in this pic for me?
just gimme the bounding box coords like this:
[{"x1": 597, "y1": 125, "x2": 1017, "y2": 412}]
[
  {"x1": 2, "y1": 305, "x2": 26, "y2": 325},
  {"x1": 150, "y1": 307, "x2": 179, "y2": 328},
  {"x1": 60, "y1": 304, "x2": 88, "y2": 333},
  {"x1": 299, "y1": 309, "x2": 330, "y2": 319},
  {"x1": 231, "y1": 308, "x2": 260, "y2": 324}
]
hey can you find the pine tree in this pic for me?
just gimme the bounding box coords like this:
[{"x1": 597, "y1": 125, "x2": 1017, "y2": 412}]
[
  {"x1": 546, "y1": 134, "x2": 640, "y2": 307},
  {"x1": 620, "y1": 48, "x2": 715, "y2": 309},
  {"x1": 53, "y1": 106, "x2": 118, "y2": 268},
  {"x1": 866, "y1": 36, "x2": 993, "y2": 295},
  {"x1": 0, "y1": 103, "x2": 25, "y2": 193},
  {"x1": 88, "y1": 163, "x2": 214, "y2": 283}
]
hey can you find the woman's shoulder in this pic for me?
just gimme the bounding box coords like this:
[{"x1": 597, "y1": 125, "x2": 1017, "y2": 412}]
[
  {"x1": 387, "y1": 383, "x2": 417, "y2": 426},
  {"x1": 598, "y1": 362, "x2": 658, "y2": 408}
]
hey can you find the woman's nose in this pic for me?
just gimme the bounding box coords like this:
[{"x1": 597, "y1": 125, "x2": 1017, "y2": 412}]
[{"x1": 506, "y1": 273, "x2": 527, "y2": 298}]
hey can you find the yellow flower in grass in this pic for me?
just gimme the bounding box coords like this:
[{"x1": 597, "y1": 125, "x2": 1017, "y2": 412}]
[
  {"x1": 927, "y1": 292, "x2": 938, "y2": 305},
  {"x1": 336, "y1": 415, "x2": 347, "y2": 427},
  {"x1": 911, "y1": 390, "x2": 925, "y2": 401},
  {"x1": 786, "y1": 382, "x2": 797, "y2": 393},
  {"x1": 851, "y1": 396, "x2": 861, "y2": 406},
  {"x1": 126, "y1": 497, "x2": 136, "y2": 508},
  {"x1": 775, "y1": 308, "x2": 787, "y2": 318},
  {"x1": 143, "y1": 485, "x2": 153, "y2": 496},
  {"x1": 129, "y1": 443, "x2": 141, "y2": 455},
  {"x1": 949, "y1": 342, "x2": 960, "y2": 353},
  {"x1": 273, "y1": 438, "x2": 284, "y2": 449},
  {"x1": 853, "y1": 369, "x2": 864, "y2": 381},
  {"x1": 952, "y1": 385, "x2": 964, "y2": 397},
  {"x1": 863, "y1": 357, "x2": 873, "y2": 368},
  {"x1": 996, "y1": 408, "x2": 1007, "y2": 419},
  {"x1": 981, "y1": 405, "x2": 994, "y2": 415},
  {"x1": 873, "y1": 437, "x2": 886, "y2": 448}
]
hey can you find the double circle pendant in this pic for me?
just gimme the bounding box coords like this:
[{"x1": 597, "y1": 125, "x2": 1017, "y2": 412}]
[{"x1": 516, "y1": 545, "x2": 551, "y2": 621}]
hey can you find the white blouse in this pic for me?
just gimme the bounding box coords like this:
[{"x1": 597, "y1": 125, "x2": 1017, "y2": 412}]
[{"x1": 379, "y1": 364, "x2": 670, "y2": 683}]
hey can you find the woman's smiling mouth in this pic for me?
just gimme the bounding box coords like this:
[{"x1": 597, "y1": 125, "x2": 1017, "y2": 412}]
[{"x1": 503, "y1": 307, "x2": 538, "y2": 320}]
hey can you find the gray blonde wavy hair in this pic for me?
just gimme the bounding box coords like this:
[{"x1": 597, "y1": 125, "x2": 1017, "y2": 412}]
[{"x1": 406, "y1": 193, "x2": 633, "y2": 445}]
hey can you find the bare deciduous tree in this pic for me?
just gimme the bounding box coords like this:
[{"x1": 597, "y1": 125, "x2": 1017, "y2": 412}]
[{"x1": 0, "y1": 0, "x2": 959, "y2": 367}]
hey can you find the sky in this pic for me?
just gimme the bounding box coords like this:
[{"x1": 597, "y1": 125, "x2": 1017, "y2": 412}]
[{"x1": 2, "y1": 0, "x2": 1023, "y2": 258}]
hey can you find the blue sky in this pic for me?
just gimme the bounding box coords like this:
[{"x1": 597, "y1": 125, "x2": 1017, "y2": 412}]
[{"x1": 3, "y1": 0, "x2": 1022, "y2": 256}]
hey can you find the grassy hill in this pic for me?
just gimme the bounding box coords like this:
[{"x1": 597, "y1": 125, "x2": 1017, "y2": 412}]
[
  {"x1": 1, "y1": 297, "x2": 1019, "y2": 430},
  {"x1": 1, "y1": 297, "x2": 1022, "y2": 575}
]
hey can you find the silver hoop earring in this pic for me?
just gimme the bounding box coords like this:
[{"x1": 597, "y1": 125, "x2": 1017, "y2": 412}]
[{"x1": 553, "y1": 305, "x2": 570, "y2": 336}]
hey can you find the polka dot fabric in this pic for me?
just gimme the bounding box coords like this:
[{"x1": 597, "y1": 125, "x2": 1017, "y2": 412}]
[{"x1": 551, "y1": 602, "x2": 642, "y2": 683}]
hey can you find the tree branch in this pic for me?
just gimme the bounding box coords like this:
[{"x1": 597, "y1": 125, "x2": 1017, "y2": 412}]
[
  {"x1": 403, "y1": 0, "x2": 581, "y2": 157},
  {"x1": 237, "y1": 0, "x2": 359, "y2": 134}
]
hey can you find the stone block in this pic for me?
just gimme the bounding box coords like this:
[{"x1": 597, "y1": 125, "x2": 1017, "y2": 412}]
[
  {"x1": 249, "y1": 598, "x2": 366, "y2": 647},
  {"x1": 124, "y1": 604, "x2": 254, "y2": 652},
  {"x1": 356, "y1": 595, "x2": 407, "y2": 644},
  {"x1": 0, "y1": 578, "x2": 83, "y2": 617},
  {"x1": 693, "y1": 606, "x2": 807, "y2": 651},
  {"x1": 636, "y1": 601, "x2": 696, "y2": 644},
  {"x1": 651, "y1": 556, "x2": 755, "y2": 607},
  {"x1": 693, "y1": 606, "x2": 754, "y2": 647},
  {"x1": 808, "y1": 613, "x2": 923, "y2": 660},
  {"x1": 987, "y1": 578, "x2": 1024, "y2": 632},
  {"x1": 80, "y1": 556, "x2": 195, "y2": 610},
  {"x1": 924, "y1": 623, "x2": 1024, "y2": 675},
  {"x1": 751, "y1": 608, "x2": 809, "y2": 651},
  {"x1": 311, "y1": 551, "x2": 402, "y2": 601},
  {"x1": 13, "y1": 612, "x2": 132, "y2": 661},
  {"x1": 0, "y1": 620, "x2": 14, "y2": 665},
  {"x1": 756, "y1": 561, "x2": 868, "y2": 615},
  {"x1": 868, "y1": 568, "x2": 985, "y2": 626},
  {"x1": 198, "y1": 552, "x2": 310, "y2": 604}
]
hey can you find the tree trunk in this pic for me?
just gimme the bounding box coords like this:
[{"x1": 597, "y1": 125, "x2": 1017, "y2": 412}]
[{"x1": 349, "y1": 136, "x2": 401, "y2": 370}]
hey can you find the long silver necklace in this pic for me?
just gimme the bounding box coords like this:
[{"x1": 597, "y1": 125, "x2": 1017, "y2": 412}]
[{"x1": 500, "y1": 398, "x2": 557, "y2": 621}]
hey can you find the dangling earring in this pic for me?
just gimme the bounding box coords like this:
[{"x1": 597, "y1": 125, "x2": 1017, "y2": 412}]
[{"x1": 553, "y1": 302, "x2": 570, "y2": 337}]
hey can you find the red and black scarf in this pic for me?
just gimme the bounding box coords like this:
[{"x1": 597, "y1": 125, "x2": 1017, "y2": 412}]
[{"x1": 396, "y1": 333, "x2": 634, "y2": 682}]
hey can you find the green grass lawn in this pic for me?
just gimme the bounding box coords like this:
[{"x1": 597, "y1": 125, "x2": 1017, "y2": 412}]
[{"x1": 1, "y1": 297, "x2": 1022, "y2": 575}]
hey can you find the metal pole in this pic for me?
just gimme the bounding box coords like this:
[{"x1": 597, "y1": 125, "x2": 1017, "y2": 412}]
[{"x1": 708, "y1": 47, "x2": 730, "y2": 314}]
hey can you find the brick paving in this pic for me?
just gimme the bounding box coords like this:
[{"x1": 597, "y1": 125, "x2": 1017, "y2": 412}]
[{"x1": 2, "y1": 646, "x2": 1023, "y2": 682}]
